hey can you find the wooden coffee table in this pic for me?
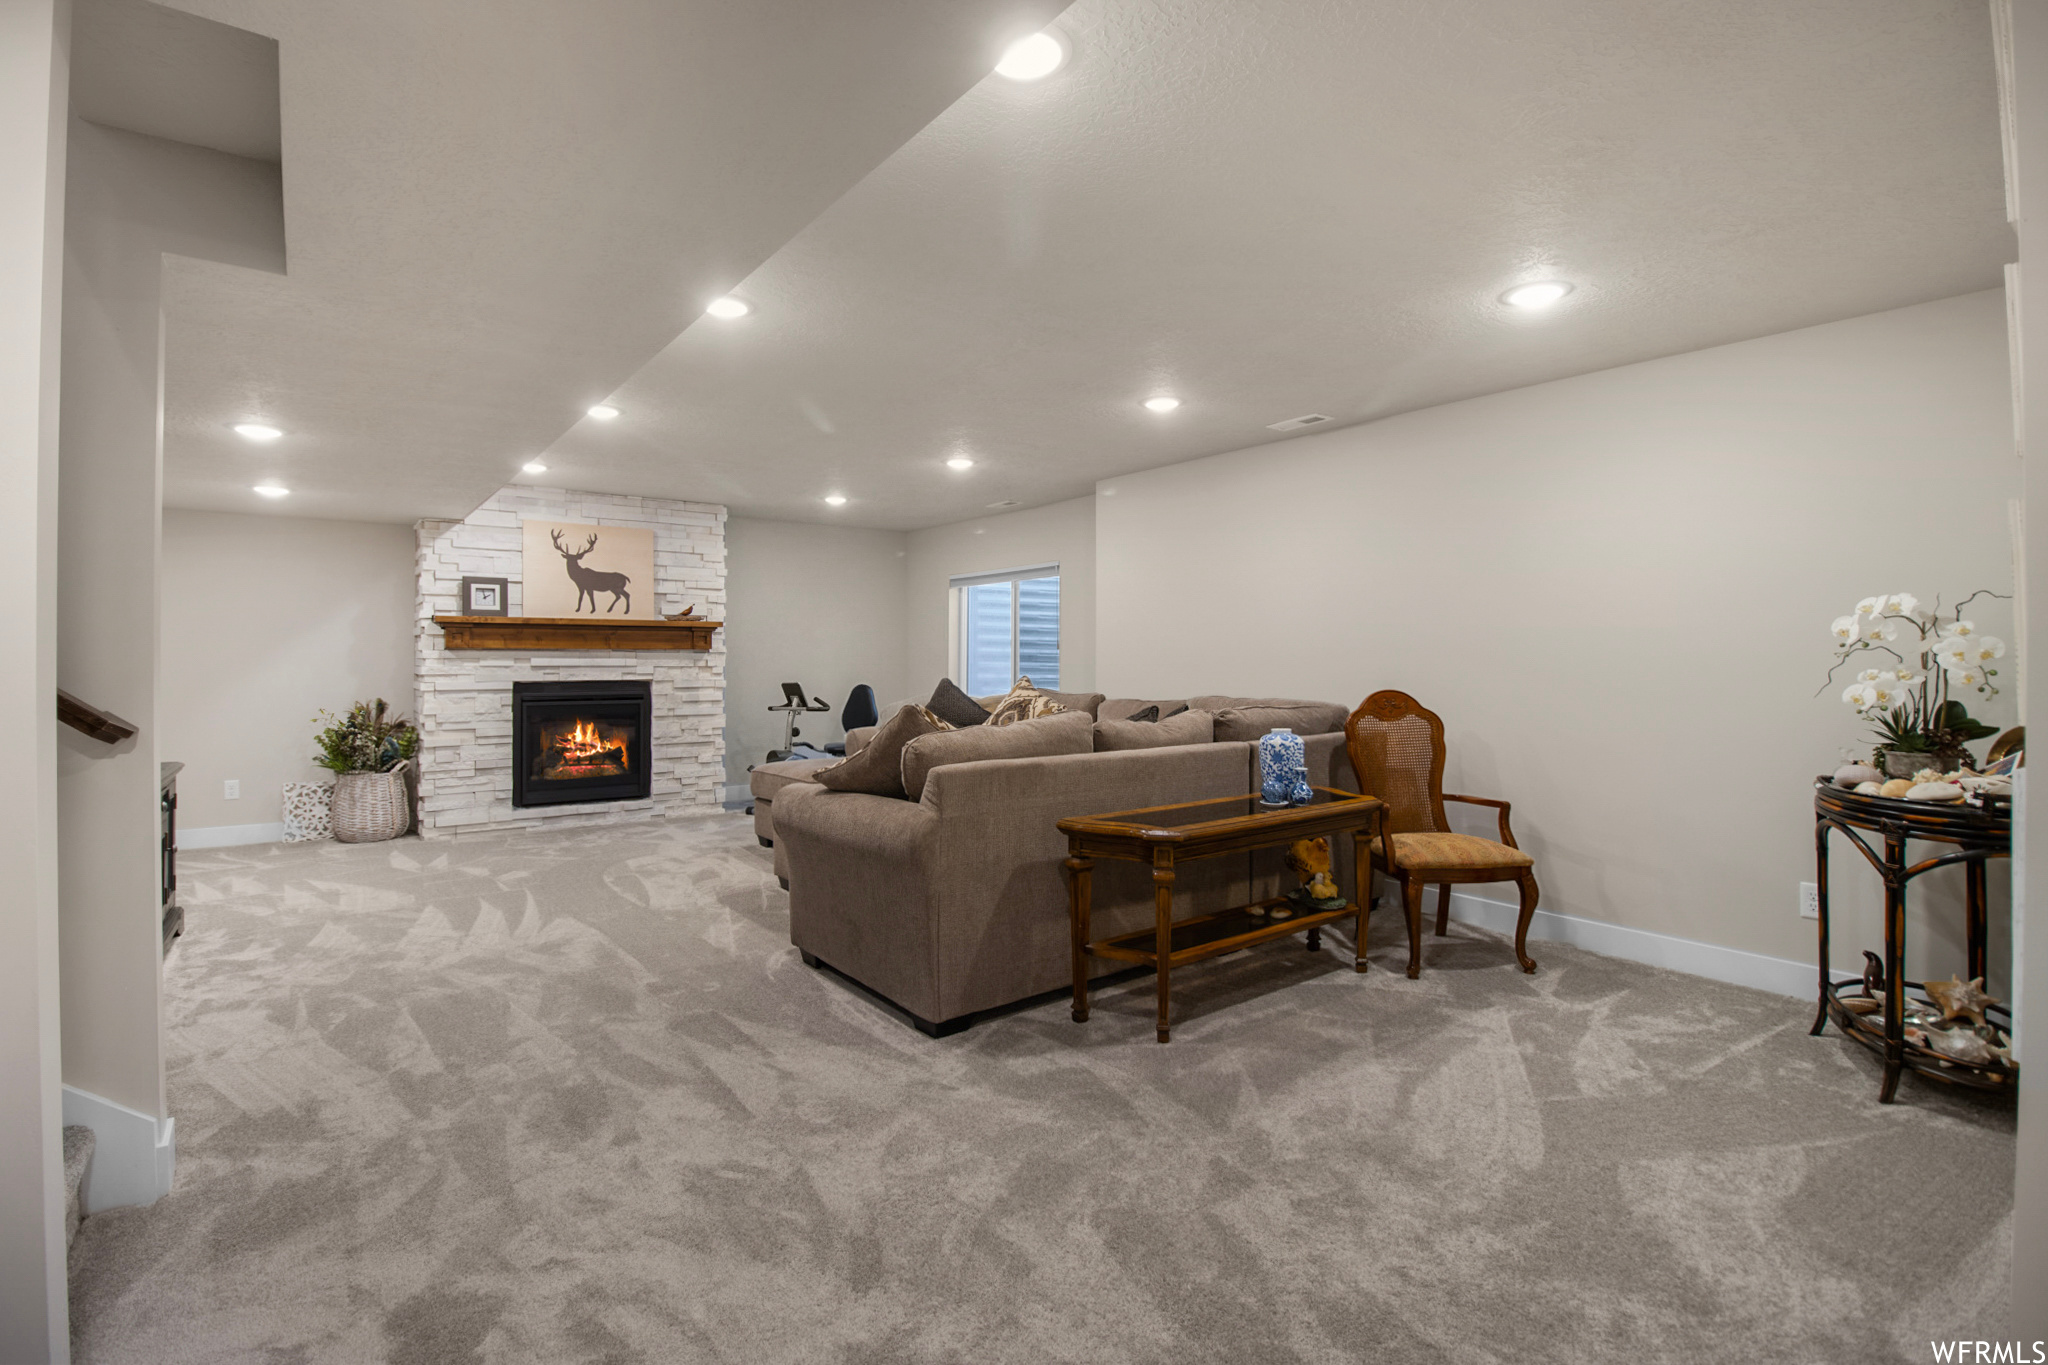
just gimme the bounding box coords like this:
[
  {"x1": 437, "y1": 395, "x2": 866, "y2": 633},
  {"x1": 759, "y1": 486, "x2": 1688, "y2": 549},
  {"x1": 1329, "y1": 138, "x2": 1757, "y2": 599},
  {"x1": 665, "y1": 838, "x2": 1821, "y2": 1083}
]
[{"x1": 1058, "y1": 788, "x2": 1385, "y2": 1042}]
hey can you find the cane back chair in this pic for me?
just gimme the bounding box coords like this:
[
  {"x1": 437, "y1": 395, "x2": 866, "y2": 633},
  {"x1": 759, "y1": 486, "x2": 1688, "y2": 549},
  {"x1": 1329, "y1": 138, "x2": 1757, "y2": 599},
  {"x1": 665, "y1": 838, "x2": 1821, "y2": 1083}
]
[{"x1": 1344, "y1": 690, "x2": 1538, "y2": 978}]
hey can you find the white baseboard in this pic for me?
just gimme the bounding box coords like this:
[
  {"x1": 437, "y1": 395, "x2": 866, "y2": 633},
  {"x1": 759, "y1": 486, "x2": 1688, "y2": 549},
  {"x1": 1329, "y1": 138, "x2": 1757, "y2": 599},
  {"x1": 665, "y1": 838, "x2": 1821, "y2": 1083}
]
[
  {"x1": 61, "y1": 1086, "x2": 174, "y2": 1212},
  {"x1": 178, "y1": 821, "x2": 284, "y2": 849},
  {"x1": 1441, "y1": 890, "x2": 1815, "y2": 1000}
]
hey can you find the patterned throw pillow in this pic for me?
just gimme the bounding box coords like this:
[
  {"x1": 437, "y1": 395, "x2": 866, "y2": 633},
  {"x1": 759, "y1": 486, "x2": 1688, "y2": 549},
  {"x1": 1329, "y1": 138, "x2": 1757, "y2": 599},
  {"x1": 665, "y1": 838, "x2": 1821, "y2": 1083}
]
[
  {"x1": 984, "y1": 676, "x2": 1071, "y2": 728},
  {"x1": 282, "y1": 781, "x2": 334, "y2": 842}
]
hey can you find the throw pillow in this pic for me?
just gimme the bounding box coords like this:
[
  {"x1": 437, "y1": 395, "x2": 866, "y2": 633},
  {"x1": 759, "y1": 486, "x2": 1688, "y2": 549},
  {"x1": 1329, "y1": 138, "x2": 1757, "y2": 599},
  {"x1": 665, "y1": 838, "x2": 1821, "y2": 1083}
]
[
  {"x1": 1093, "y1": 709, "x2": 1215, "y2": 752},
  {"x1": 900, "y1": 709, "x2": 1094, "y2": 800},
  {"x1": 1101, "y1": 698, "x2": 1189, "y2": 723},
  {"x1": 1035, "y1": 688, "x2": 1106, "y2": 719},
  {"x1": 814, "y1": 704, "x2": 954, "y2": 797},
  {"x1": 984, "y1": 676, "x2": 1071, "y2": 727},
  {"x1": 925, "y1": 677, "x2": 992, "y2": 728}
]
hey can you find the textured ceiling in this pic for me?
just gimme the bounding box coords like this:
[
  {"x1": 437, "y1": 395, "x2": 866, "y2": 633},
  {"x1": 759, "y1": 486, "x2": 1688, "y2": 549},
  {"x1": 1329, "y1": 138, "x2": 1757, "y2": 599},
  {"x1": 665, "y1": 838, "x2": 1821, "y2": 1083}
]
[
  {"x1": 535, "y1": 0, "x2": 2014, "y2": 530},
  {"x1": 73, "y1": 0, "x2": 280, "y2": 161},
  {"x1": 153, "y1": 0, "x2": 1071, "y2": 522}
]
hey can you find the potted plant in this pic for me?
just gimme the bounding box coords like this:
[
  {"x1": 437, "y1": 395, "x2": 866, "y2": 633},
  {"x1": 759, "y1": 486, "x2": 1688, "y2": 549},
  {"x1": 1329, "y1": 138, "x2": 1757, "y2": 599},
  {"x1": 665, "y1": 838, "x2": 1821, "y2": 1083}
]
[
  {"x1": 313, "y1": 699, "x2": 420, "y2": 843},
  {"x1": 1823, "y1": 591, "x2": 2006, "y2": 777}
]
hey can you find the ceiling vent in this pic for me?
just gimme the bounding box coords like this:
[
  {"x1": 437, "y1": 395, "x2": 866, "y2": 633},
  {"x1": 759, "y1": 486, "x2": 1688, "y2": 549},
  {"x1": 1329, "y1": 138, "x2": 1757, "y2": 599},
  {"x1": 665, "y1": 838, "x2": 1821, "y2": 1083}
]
[{"x1": 1266, "y1": 413, "x2": 1332, "y2": 433}]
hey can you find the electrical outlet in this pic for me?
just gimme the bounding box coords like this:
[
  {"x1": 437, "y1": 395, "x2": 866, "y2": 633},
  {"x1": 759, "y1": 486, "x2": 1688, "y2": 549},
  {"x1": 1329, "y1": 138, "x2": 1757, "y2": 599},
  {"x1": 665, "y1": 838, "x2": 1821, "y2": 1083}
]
[
  {"x1": 224, "y1": 779, "x2": 240, "y2": 800},
  {"x1": 1799, "y1": 881, "x2": 1818, "y2": 920}
]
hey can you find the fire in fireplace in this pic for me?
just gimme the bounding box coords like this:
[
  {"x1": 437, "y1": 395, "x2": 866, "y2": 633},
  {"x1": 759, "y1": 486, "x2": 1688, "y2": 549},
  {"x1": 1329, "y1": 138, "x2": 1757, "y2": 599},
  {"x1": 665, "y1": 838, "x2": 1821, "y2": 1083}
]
[
  {"x1": 536, "y1": 717, "x2": 631, "y2": 781},
  {"x1": 511, "y1": 680, "x2": 652, "y2": 807}
]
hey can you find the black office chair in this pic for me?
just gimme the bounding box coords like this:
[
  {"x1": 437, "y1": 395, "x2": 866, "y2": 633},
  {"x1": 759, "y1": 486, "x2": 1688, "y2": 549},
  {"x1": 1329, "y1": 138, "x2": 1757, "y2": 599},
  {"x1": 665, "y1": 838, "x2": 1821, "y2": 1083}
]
[{"x1": 821, "y1": 685, "x2": 878, "y2": 756}]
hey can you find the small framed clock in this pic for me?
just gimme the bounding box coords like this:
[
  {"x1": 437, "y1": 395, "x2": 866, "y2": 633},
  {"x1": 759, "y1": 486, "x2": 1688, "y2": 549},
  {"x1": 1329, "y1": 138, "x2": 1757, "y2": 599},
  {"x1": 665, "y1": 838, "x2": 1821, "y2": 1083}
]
[{"x1": 459, "y1": 576, "x2": 509, "y2": 616}]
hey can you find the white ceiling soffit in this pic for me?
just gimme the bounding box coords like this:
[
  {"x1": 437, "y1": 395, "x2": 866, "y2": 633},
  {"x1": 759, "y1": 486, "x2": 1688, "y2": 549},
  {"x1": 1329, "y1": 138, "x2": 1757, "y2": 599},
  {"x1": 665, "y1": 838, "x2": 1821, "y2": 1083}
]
[
  {"x1": 155, "y1": 0, "x2": 1072, "y2": 522},
  {"x1": 73, "y1": 0, "x2": 281, "y2": 161},
  {"x1": 542, "y1": 0, "x2": 2013, "y2": 531}
]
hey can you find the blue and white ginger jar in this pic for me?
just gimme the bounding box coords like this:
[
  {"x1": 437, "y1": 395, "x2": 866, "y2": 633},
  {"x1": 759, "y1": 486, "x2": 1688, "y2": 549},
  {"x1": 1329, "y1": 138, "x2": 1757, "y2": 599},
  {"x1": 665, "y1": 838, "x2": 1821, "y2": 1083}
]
[{"x1": 1259, "y1": 728, "x2": 1312, "y2": 807}]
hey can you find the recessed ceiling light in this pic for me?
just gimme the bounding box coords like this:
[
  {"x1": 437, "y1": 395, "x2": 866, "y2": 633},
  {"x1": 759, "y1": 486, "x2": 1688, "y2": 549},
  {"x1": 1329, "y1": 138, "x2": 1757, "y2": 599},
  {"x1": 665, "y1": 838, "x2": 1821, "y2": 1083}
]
[
  {"x1": 946, "y1": 456, "x2": 975, "y2": 470},
  {"x1": 1144, "y1": 396, "x2": 1180, "y2": 413},
  {"x1": 824, "y1": 494, "x2": 847, "y2": 506},
  {"x1": 706, "y1": 296, "x2": 750, "y2": 319},
  {"x1": 586, "y1": 404, "x2": 619, "y2": 421},
  {"x1": 996, "y1": 30, "x2": 1067, "y2": 80},
  {"x1": 522, "y1": 461, "x2": 547, "y2": 474},
  {"x1": 253, "y1": 484, "x2": 289, "y2": 498},
  {"x1": 1502, "y1": 281, "x2": 1572, "y2": 310},
  {"x1": 233, "y1": 423, "x2": 282, "y2": 441}
]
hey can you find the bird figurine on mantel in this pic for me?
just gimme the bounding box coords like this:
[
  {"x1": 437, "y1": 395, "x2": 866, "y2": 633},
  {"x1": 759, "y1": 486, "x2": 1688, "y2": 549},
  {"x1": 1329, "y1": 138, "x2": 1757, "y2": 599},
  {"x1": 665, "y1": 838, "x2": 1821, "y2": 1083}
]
[
  {"x1": 1925, "y1": 975, "x2": 1998, "y2": 1028},
  {"x1": 664, "y1": 605, "x2": 699, "y2": 621}
]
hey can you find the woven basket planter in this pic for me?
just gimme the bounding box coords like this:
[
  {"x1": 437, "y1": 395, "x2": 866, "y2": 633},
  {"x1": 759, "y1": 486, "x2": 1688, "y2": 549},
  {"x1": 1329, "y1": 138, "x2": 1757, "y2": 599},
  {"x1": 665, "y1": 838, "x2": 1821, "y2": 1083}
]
[{"x1": 330, "y1": 761, "x2": 412, "y2": 843}]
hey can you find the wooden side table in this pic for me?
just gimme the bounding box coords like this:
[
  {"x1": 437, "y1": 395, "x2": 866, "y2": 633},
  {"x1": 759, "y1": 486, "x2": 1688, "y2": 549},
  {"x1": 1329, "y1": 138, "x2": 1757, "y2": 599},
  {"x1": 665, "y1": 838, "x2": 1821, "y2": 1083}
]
[
  {"x1": 1810, "y1": 779, "x2": 2015, "y2": 1103},
  {"x1": 1058, "y1": 788, "x2": 1384, "y2": 1042}
]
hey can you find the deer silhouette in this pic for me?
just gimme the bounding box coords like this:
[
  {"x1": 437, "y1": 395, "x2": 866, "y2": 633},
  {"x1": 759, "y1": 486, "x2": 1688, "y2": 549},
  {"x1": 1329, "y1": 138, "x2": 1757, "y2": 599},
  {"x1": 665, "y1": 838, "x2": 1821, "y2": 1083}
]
[{"x1": 551, "y1": 529, "x2": 632, "y2": 614}]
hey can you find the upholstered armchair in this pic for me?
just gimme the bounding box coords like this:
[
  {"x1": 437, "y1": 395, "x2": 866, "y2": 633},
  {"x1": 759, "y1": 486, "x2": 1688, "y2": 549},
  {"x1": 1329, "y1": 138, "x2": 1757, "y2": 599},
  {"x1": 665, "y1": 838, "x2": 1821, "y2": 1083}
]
[{"x1": 1344, "y1": 690, "x2": 1538, "y2": 979}]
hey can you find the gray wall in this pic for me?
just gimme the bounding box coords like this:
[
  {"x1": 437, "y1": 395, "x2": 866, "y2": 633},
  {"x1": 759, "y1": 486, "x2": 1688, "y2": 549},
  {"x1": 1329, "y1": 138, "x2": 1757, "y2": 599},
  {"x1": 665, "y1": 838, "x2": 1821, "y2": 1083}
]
[
  {"x1": 58, "y1": 119, "x2": 283, "y2": 1131},
  {"x1": 1097, "y1": 290, "x2": 2018, "y2": 975},
  {"x1": 723, "y1": 517, "x2": 908, "y2": 785},
  {"x1": 2010, "y1": 0, "x2": 2047, "y2": 1340},
  {"x1": 903, "y1": 495, "x2": 1096, "y2": 694},
  {"x1": 161, "y1": 510, "x2": 415, "y2": 834},
  {"x1": 0, "y1": 2, "x2": 70, "y2": 1355}
]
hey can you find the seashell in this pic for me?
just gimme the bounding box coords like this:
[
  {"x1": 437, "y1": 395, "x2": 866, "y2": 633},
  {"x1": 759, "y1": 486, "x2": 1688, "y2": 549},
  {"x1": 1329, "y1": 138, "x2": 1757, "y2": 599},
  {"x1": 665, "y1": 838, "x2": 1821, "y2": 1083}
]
[
  {"x1": 1854, "y1": 781, "x2": 1883, "y2": 795},
  {"x1": 1835, "y1": 763, "x2": 1882, "y2": 787},
  {"x1": 1907, "y1": 782, "x2": 1966, "y2": 802},
  {"x1": 1841, "y1": 996, "x2": 1882, "y2": 1015},
  {"x1": 1903, "y1": 1027, "x2": 1947, "y2": 1064},
  {"x1": 1920, "y1": 1025, "x2": 1999, "y2": 1067},
  {"x1": 1925, "y1": 975, "x2": 1998, "y2": 1026},
  {"x1": 1879, "y1": 779, "x2": 1914, "y2": 799},
  {"x1": 1912, "y1": 768, "x2": 1945, "y2": 785}
]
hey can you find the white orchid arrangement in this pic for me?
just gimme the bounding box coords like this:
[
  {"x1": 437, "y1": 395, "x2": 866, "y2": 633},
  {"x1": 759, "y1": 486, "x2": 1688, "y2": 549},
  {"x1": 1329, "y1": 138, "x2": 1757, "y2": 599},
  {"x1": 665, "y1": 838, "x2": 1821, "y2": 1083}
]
[{"x1": 1823, "y1": 590, "x2": 2007, "y2": 761}]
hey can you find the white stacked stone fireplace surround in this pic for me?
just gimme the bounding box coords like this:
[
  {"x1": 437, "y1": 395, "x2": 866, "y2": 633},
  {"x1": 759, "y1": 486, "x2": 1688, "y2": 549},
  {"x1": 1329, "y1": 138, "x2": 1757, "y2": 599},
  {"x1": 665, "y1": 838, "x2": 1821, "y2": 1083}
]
[{"x1": 414, "y1": 486, "x2": 725, "y2": 838}]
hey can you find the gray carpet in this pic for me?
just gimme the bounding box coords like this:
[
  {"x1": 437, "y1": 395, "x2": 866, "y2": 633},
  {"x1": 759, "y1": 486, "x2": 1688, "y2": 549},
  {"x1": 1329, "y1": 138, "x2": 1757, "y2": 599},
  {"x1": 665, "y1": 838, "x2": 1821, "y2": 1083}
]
[{"x1": 70, "y1": 813, "x2": 2013, "y2": 1363}]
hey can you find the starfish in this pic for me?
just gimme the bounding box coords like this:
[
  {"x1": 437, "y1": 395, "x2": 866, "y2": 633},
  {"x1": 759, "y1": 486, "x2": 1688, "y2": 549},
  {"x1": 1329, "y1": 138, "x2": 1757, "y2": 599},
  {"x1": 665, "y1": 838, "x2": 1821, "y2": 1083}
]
[{"x1": 1925, "y1": 975, "x2": 1998, "y2": 1027}]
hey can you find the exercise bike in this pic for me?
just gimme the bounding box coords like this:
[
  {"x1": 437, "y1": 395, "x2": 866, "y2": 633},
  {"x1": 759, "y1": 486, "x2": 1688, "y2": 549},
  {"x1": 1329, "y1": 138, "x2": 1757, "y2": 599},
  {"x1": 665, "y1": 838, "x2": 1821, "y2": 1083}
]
[{"x1": 766, "y1": 683, "x2": 831, "y2": 764}]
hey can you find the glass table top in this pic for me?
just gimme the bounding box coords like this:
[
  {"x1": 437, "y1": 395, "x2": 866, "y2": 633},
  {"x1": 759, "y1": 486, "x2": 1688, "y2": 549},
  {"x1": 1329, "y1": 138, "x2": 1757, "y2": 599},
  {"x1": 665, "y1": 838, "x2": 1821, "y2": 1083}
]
[{"x1": 1076, "y1": 787, "x2": 1372, "y2": 831}]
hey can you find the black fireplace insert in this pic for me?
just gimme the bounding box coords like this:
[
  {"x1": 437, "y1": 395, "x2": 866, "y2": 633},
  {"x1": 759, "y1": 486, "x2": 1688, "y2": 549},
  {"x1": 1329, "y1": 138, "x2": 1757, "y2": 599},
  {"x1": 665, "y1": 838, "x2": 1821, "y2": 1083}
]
[{"x1": 511, "y1": 680, "x2": 653, "y2": 808}]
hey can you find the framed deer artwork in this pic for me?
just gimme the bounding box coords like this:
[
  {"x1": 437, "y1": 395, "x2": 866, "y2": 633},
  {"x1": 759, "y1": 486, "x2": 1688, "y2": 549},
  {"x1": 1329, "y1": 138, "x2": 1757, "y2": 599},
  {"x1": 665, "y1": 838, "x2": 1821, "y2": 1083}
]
[{"x1": 519, "y1": 518, "x2": 658, "y2": 618}]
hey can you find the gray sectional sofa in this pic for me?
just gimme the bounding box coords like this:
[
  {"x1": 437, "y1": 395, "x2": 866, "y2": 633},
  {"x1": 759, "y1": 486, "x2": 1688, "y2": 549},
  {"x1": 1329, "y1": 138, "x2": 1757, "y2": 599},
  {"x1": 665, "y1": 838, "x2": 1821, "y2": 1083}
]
[{"x1": 758, "y1": 693, "x2": 1363, "y2": 1035}]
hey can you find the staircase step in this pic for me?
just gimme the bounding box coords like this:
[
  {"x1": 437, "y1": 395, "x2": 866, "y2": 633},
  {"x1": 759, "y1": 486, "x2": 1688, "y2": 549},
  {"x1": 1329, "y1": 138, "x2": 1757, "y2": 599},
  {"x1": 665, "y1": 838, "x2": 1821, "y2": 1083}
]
[{"x1": 62, "y1": 1125, "x2": 93, "y2": 1248}]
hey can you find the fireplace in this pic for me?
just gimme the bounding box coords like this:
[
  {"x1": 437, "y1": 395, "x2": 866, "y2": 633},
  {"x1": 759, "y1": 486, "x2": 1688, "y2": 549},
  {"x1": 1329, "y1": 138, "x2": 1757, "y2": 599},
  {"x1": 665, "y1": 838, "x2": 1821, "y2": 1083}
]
[{"x1": 512, "y1": 680, "x2": 653, "y2": 808}]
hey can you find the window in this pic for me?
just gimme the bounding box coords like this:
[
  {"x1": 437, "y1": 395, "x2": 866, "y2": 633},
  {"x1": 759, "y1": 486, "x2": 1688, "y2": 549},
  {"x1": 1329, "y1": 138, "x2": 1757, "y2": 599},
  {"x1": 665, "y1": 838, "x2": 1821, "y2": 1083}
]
[{"x1": 954, "y1": 566, "x2": 1059, "y2": 694}]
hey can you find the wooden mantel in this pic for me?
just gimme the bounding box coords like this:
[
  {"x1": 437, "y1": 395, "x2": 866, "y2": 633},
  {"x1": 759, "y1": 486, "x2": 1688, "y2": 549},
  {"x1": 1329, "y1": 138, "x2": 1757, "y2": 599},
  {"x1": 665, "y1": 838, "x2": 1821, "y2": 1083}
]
[{"x1": 433, "y1": 615, "x2": 721, "y2": 651}]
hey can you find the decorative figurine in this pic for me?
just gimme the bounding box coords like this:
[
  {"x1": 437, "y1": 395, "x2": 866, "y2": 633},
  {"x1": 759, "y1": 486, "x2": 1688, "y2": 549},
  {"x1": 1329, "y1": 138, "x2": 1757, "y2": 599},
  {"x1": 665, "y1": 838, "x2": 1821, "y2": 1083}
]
[
  {"x1": 1859, "y1": 950, "x2": 1886, "y2": 999},
  {"x1": 1925, "y1": 975, "x2": 1998, "y2": 1028},
  {"x1": 1283, "y1": 837, "x2": 1347, "y2": 912}
]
